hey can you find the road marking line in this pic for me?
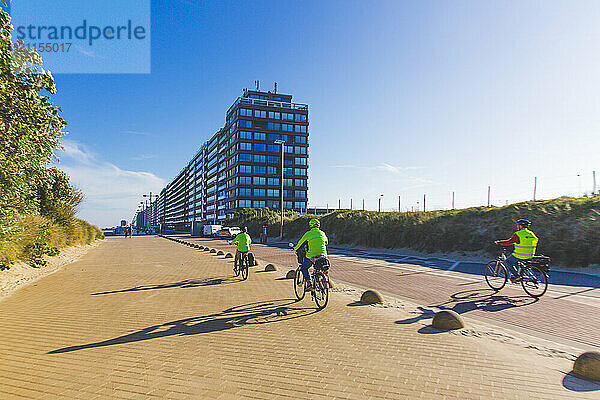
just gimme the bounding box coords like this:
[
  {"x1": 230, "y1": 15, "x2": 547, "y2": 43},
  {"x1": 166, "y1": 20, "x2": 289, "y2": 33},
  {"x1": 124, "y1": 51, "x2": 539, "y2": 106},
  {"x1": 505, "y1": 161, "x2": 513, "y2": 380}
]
[{"x1": 448, "y1": 261, "x2": 461, "y2": 271}]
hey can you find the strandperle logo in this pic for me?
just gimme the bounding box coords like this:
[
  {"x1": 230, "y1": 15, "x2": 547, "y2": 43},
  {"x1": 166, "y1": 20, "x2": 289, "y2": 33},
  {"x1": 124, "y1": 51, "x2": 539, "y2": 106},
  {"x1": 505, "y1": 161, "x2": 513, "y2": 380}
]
[
  {"x1": 6, "y1": 0, "x2": 151, "y2": 74},
  {"x1": 14, "y1": 19, "x2": 147, "y2": 46}
]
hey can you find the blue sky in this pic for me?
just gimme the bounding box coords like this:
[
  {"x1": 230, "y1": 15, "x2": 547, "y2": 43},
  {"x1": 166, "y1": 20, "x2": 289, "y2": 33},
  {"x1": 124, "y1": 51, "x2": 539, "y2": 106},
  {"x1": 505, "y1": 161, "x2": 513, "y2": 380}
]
[{"x1": 5, "y1": 1, "x2": 600, "y2": 226}]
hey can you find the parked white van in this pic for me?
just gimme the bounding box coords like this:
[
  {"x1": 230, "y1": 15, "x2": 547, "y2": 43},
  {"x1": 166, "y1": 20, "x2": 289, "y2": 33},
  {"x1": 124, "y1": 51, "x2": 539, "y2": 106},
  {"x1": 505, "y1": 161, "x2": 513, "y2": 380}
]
[{"x1": 203, "y1": 224, "x2": 222, "y2": 237}]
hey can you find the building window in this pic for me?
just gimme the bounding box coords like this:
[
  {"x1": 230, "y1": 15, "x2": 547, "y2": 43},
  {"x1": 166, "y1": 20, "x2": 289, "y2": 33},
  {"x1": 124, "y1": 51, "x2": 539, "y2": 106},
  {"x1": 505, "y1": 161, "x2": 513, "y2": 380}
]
[
  {"x1": 268, "y1": 111, "x2": 280, "y2": 119},
  {"x1": 238, "y1": 153, "x2": 251, "y2": 162},
  {"x1": 254, "y1": 143, "x2": 266, "y2": 151},
  {"x1": 253, "y1": 189, "x2": 266, "y2": 197},
  {"x1": 294, "y1": 146, "x2": 307, "y2": 154},
  {"x1": 238, "y1": 200, "x2": 251, "y2": 208},
  {"x1": 253, "y1": 200, "x2": 266, "y2": 208},
  {"x1": 283, "y1": 178, "x2": 293, "y2": 187},
  {"x1": 267, "y1": 122, "x2": 280, "y2": 130},
  {"x1": 268, "y1": 134, "x2": 280, "y2": 141},
  {"x1": 295, "y1": 136, "x2": 307, "y2": 144},
  {"x1": 267, "y1": 189, "x2": 280, "y2": 197},
  {"x1": 295, "y1": 157, "x2": 307, "y2": 165},
  {"x1": 295, "y1": 201, "x2": 306, "y2": 209},
  {"x1": 254, "y1": 110, "x2": 267, "y2": 118},
  {"x1": 239, "y1": 120, "x2": 252, "y2": 128},
  {"x1": 284, "y1": 145, "x2": 294, "y2": 153},
  {"x1": 294, "y1": 114, "x2": 307, "y2": 122},
  {"x1": 295, "y1": 191, "x2": 306, "y2": 199},
  {"x1": 267, "y1": 177, "x2": 279, "y2": 185},
  {"x1": 267, "y1": 144, "x2": 279, "y2": 152},
  {"x1": 239, "y1": 176, "x2": 251, "y2": 185},
  {"x1": 253, "y1": 177, "x2": 266, "y2": 185},
  {"x1": 294, "y1": 125, "x2": 307, "y2": 133},
  {"x1": 239, "y1": 108, "x2": 252, "y2": 117},
  {"x1": 294, "y1": 168, "x2": 306, "y2": 176},
  {"x1": 238, "y1": 188, "x2": 252, "y2": 196},
  {"x1": 267, "y1": 167, "x2": 278, "y2": 175},
  {"x1": 281, "y1": 124, "x2": 293, "y2": 132},
  {"x1": 283, "y1": 201, "x2": 293, "y2": 209},
  {"x1": 267, "y1": 156, "x2": 280, "y2": 164},
  {"x1": 295, "y1": 179, "x2": 306, "y2": 187},
  {"x1": 239, "y1": 142, "x2": 251, "y2": 151},
  {"x1": 283, "y1": 167, "x2": 294, "y2": 175},
  {"x1": 253, "y1": 165, "x2": 266, "y2": 174},
  {"x1": 253, "y1": 154, "x2": 266, "y2": 163},
  {"x1": 254, "y1": 132, "x2": 266, "y2": 140},
  {"x1": 239, "y1": 131, "x2": 252, "y2": 139},
  {"x1": 282, "y1": 113, "x2": 293, "y2": 121},
  {"x1": 239, "y1": 165, "x2": 251, "y2": 174}
]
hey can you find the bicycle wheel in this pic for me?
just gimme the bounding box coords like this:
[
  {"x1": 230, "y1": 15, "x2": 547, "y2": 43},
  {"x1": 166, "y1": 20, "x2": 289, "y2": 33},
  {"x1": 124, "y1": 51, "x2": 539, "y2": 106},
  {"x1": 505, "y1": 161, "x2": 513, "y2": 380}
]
[
  {"x1": 484, "y1": 260, "x2": 508, "y2": 291},
  {"x1": 294, "y1": 267, "x2": 305, "y2": 300},
  {"x1": 313, "y1": 272, "x2": 329, "y2": 309},
  {"x1": 521, "y1": 266, "x2": 548, "y2": 298},
  {"x1": 240, "y1": 255, "x2": 249, "y2": 280}
]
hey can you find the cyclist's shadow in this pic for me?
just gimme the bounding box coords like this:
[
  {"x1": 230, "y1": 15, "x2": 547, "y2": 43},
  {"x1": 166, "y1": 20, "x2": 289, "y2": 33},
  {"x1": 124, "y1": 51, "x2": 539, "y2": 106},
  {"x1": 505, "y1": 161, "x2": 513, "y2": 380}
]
[
  {"x1": 48, "y1": 299, "x2": 316, "y2": 354},
  {"x1": 437, "y1": 288, "x2": 538, "y2": 314}
]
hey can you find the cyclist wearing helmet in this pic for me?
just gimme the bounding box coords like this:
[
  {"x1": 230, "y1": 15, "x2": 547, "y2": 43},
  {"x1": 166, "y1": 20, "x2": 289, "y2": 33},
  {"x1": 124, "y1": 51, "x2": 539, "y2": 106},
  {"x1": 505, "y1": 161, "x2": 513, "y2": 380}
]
[
  {"x1": 229, "y1": 227, "x2": 252, "y2": 272},
  {"x1": 495, "y1": 219, "x2": 539, "y2": 283},
  {"x1": 293, "y1": 219, "x2": 328, "y2": 290}
]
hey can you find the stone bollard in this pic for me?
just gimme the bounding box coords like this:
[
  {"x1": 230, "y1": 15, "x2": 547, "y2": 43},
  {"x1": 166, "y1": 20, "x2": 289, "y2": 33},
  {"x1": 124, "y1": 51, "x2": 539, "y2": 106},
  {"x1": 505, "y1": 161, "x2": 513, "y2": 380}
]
[
  {"x1": 264, "y1": 264, "x2": 277, "y2": 272},
  {"x1": 286, "y1": 270, "x2": 296, "y2": 279},
  {"x1": 225, "y1": 253, "x2": 233, "y2": 258},
  {"x1": 204, "y1": 248, "x2": 210, "y2": 252},
  {"x1": 360, "y1": 290, "x2": 383, "y2": 304},
  {"x1": 217, "y1": 250, "x2": 224, "y2": 256},
  {"x1": 432, "y1": 310, "x2": 465, "y2": 330},
  {"x1": 573, "y1": 351, "x2": 600, "y2": 382},
  {"x1": 198, "y1": 246, "x2": 204, "y2": 250},
  {"x1": 210, "y1": 249, "x2": 216, "y2": 254}
]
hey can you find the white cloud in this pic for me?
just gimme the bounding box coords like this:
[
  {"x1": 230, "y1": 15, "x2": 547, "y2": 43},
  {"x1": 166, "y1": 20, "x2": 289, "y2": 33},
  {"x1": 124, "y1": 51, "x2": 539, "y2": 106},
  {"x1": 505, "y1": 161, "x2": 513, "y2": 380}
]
[{"x1": 55, "y1": 139, "x2": 165, "y2": 228}]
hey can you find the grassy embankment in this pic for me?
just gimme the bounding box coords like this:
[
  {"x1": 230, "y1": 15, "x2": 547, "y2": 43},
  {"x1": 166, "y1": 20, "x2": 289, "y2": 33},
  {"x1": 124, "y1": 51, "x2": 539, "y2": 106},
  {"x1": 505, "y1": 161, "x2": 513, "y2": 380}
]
[
  {"x1": 225, "y1": 196, "x2": 600, "y2": 267},
  {"x1": 0, "y1": 215, "x2": 103, "y2": 270}
]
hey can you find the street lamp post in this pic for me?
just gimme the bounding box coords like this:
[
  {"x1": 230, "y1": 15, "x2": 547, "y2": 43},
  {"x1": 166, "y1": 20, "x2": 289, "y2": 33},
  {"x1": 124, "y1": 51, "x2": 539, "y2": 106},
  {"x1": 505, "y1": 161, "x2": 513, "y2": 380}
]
[
  {"x1": 274, "y1": 140, "x2": 285, "y2": 240},
  {"x1": 378, "y1": 194, "x2": 384, "y2": 213}
]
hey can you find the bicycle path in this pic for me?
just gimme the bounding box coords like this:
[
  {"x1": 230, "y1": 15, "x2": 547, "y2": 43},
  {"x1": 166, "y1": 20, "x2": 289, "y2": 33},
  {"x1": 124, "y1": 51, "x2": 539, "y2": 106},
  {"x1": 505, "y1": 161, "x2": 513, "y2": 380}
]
[
  {"x1": 0, "y1": 236, "x2": 598, "y2": 399},
  {"x1": 180, "y1": 235, "x2": 600, "y2": 350}
]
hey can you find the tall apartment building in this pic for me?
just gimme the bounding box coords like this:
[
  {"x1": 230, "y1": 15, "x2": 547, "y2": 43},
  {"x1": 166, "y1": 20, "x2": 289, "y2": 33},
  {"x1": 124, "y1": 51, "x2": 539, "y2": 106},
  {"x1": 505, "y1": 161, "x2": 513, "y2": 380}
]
[{"x1": 143, "y1": 88, "x2": 309, "y2": 233}]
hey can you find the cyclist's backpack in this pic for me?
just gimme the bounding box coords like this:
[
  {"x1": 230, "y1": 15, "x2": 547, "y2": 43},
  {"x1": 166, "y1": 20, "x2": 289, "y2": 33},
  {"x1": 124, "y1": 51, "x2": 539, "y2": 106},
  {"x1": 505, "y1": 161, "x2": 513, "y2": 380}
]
[{"x1": 248, "y1": 252, "x2": 257, "y2": 266}]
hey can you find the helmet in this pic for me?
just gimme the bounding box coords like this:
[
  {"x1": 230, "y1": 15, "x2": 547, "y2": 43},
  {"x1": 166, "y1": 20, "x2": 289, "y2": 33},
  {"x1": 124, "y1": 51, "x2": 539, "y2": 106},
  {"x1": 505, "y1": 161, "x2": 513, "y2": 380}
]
[
  {"x1": 309, "y1": 219, "x2": 320, "y2": 228},
  {"x1": 516, "y1": 219, "x2": 531, "y2": 227},
  {"x1": 241, "y1": 226, "x2": 248, "y2": 233}
]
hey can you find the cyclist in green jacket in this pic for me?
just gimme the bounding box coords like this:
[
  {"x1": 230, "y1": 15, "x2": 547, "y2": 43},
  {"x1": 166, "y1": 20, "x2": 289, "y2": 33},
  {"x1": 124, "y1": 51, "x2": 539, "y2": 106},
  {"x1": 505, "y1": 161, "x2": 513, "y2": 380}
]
[
  {"x1": 229, "y1": 227, "x2": 251, "y2": 272},
  {"x1": 293, "y1": 219, "x2": 328, "y2": 290}
]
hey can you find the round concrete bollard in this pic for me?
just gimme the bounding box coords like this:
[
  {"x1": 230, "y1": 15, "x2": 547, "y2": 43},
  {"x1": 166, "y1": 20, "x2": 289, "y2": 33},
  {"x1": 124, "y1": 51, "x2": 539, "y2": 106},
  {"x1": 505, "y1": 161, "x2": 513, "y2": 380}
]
[
  {"x1": 360, "y1": 290, "x2": 384, "y2": 304},
  {"x1": 285, "y1": 269, "x2": 296, "y2": 279},
  {"x1": 204, "y1": 248, "x2": 210, "y2": 252},
  {"x1": 225, "y1": 253, "x2": 233, "y2": 258},
  {"x1": 432, "y1": 310, "x2": 465, "y2": 331},
  {"x1": 573, "y1": 351, "x2": 600, "y2": 382},
  {"x1": 264, "y1": 264, "x2": 277, "y2": 272},
  {"x1": 217, "y1": 250, "x2": 224, "y2": 256},
  {"x1": 210, "y1": 249, "x2": 216, "y2": 254},
  {"x1": 198, "y1": 245, "x2": 204, "y2": 250}
]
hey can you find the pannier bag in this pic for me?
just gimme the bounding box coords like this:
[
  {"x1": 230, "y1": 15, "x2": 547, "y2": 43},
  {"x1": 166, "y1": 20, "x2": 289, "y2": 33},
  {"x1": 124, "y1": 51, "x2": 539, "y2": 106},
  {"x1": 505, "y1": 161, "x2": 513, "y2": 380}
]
[
  {"x1": 248, "y1": 252, "x2": 256, "y2": 266},
  {"x1": 312, "y1": 256, "x2": 330, "y2": 271},
  {"x1": 525, "y1": 255, "x2": 551, "y2": 272}
]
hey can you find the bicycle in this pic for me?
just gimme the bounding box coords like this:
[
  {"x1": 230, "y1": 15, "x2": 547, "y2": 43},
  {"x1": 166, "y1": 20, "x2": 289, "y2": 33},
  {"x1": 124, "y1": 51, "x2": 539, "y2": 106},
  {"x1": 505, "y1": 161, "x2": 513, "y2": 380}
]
[
  {"x1": 289, "y1": 243, "x2": 330, "y2": 309},
  {"x1": 233, "y1": 250, "x2": 250, "y2": 281},
  {"x1": 484, "y1": 250, "x2": 549, "y2": 298}
]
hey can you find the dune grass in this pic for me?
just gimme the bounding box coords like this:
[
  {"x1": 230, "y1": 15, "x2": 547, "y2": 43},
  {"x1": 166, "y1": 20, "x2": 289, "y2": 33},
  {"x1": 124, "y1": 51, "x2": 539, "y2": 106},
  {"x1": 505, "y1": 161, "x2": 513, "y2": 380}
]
[{"x1": 226, "y1": 196, "x2": 600, "y2": 267}]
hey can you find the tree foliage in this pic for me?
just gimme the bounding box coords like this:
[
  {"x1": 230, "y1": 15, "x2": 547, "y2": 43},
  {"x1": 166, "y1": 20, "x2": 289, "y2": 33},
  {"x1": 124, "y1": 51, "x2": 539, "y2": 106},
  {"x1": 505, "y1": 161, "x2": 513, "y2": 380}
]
[{"x1": 0, "y1": 10, "x2": 78, "y2": 224}]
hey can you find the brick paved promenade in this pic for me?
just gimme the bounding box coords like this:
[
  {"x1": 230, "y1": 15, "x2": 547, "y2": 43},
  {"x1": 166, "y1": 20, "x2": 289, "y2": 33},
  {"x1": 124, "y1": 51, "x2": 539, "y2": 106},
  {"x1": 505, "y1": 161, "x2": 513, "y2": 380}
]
[
  {"x1": 181, "y1": 236, "x2": 600, "y2": 350},
  {"x1": 0, "y1": 236, "x2": 598, "y2": 399}
]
